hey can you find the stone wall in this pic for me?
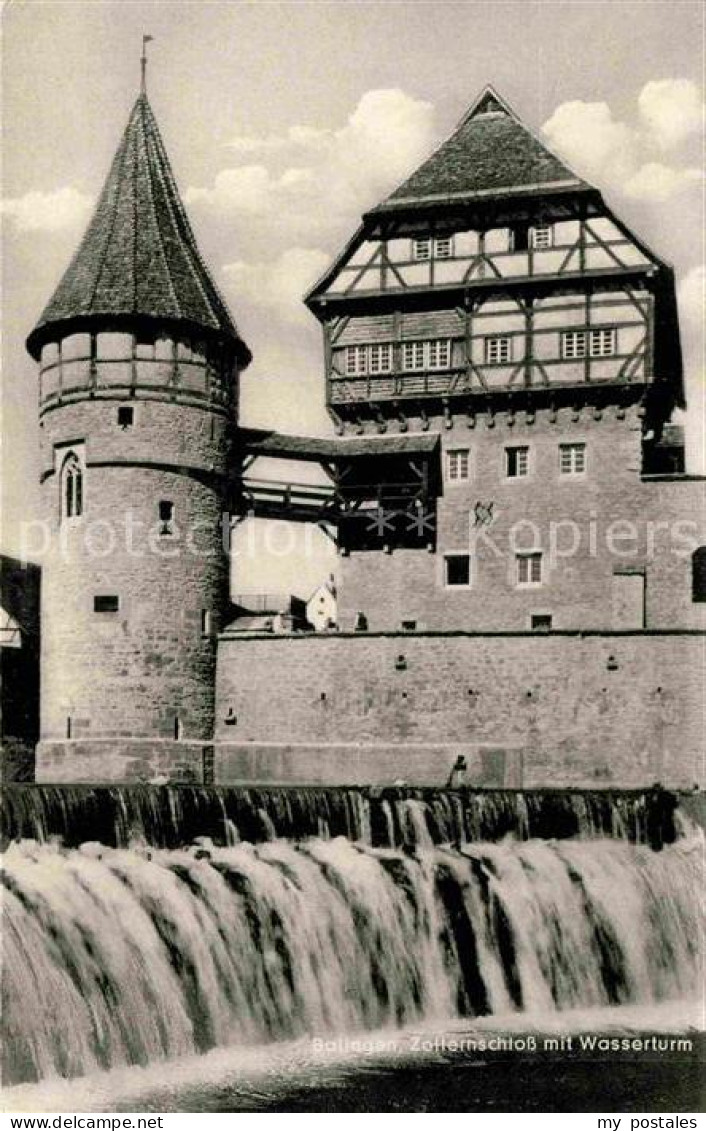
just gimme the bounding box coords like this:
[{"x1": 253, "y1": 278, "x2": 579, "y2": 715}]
[
  {"x1": 214, "y1": 630, "x2": 705, "y2": 788},
  {"x1": 35, "y1": 739, "x2": 207, "y2": 784}
]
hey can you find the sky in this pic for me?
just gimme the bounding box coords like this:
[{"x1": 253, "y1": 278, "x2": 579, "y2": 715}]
[{"x1": 2, "y1": 0, "x2": 704, "y2": 596}]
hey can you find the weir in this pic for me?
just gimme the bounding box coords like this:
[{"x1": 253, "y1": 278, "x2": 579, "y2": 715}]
[
  {"x1": 0, "y1": 783, "x2": 685, "y2": 851},
  {"x1": 1, "y1": 784, "x2": 703, "y2": 1090}
]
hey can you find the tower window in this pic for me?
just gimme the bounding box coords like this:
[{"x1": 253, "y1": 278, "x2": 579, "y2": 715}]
[
  {"x1": 94, "y1": 595, "x2": 119, "y2": 613},
  {"x1": 117, "y1": 406, "x2": 134, "y2": 429},
  {"x1": 517, "y1": 553, "x2": 543, "y2": 587},
  {"x1": 485, "y1": 336, "x2": 512, "y2": 364},
  {"x1": 559, "y1": 442, "x2": 587, "y2": 475},
  {"x1": 61, "y1": 452, "x2": 83, "y2": 520},
  {"x1": 159, "y1": 500, "x2": 175, "y2": 535},
  {"x1": 447, "y1": 449, "x2": 470, "y2": 482},
  {"x1": 530, "y1": 224, "x2": 553, "y2": 249},
  {"x1": 692, "y1": 547, "x2": 706, "y2": 602},
  {"x1": 444, "y1": 554, "x2": 471, "y2": 587},
  {"x1": 201, "y1": 609, "x2": 212, "y2": 635},
  {"x1": 505, "y1": 446, "x2": 529, "y2": 478}
]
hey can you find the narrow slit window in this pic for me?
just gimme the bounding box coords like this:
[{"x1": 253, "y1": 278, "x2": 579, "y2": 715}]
[
  {"x1": 201, "y1": 609, "x2": 212, "y2": 635},
  {"x1": 61, "y1": 452, "x2": 83, "y2": 520},
  {"x1": 159, "y1": 500, "x2": 175, "y2": 535}
]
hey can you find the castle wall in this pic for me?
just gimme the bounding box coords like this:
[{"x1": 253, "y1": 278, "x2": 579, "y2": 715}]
[
  {"x1": 213, "y1": 631, "x2": 705, "y2": 789},
  {"x1": 336, "y1": 405, "x2": 705, "y2": 633}
]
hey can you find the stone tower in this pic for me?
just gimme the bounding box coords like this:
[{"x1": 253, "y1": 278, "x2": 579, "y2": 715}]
[{"x1": 26, "y1": 92, "x2": 251, "y2": 782}]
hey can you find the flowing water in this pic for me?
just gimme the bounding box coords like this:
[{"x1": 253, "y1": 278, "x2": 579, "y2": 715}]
[{"x1": 2, "y1": 784, "x2": 702, "y2": 1093}]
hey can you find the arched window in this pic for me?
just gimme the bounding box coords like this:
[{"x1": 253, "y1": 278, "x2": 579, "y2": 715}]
[
  {"x1": 62, "y1": 452, "x2": 83, "y2": 520},
  {"x1": 692, "y1": 547, "x2": 706, "y2": 603}
]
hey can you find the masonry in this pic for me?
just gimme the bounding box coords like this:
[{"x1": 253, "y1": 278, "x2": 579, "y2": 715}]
[{"x1": 207, "y1": 630, "x2": 703, "y2": 789}]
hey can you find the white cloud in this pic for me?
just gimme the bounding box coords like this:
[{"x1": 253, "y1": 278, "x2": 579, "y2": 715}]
[
  {"x1": 542, "y1": 101, "x2": 638, "y2": 183},
  {"x1": 188, "y1": 88, "x2": 434, "y2": 239},
  {"x1": 623, "y1": 162, "x2": 703, "y2": 201},
  {"x1": 678, "y1": 265, "x2": 705, "y2": 329},
  {"x1": 223, "y1": 247, "x2": 330, "y2": 324},
  {"x1": 542, "y1": 81, "x2": 704, "y2": 202},
  {"x1": 638, "y1": 80, "x2": 705, "y2": 149},
  {"x1": 186, "y1": 166, "x2": 273, "y2": 214},
  {"x1": 1, "y1": 186, "x2": 93, "y2": 232}
]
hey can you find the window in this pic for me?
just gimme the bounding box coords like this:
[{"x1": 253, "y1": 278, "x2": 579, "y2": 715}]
[
  {"x1": 94, "y1": 595, "x2": 119, "y2": 613},
  {"x1": 590, "y1": 328, "x2": 616, "y2": 357},
  {"x1": 445, "y1": 554, "x2": 471, "y2": 587},
  {"x1": 509, "y1": 224, "x2": 529, "y2": 251},
  {"x1": 201, "y1": 609, "x2": 212, "y2": 635},
  {"x1": 401, "y1": 620, "x2": 417, "y2": 631},
  {"x1": 562, "y1": 328, "x2": 617, "y2": 359},
  {"x1": 505, "y1": 446, "x2": 529, "y2": 478},
  {"x1": 412, "y1": 236, "x2": 453, "y2": 260},
  {"x1": 344, "y1": 344, "x2": 392, "y2": 375},
  {"x1": 159, "y1": 500, "x2": 175, "y2": 535},
  {"x1": 368, "y1": 343, "x2": 392, "y2": 374},
  {"x1": 517, "y1": 553, "x2": 543, "y2": 587},
  {"x1": 61, "y1": 452, "x2": 83, "y2": 520},
  {"x1": 485, "y1": 336, "x2": 512, "y2": 364},
  {"x1": 692, "y1": 547, "x2": 706, "y2": 602},
  {"x1": 531, "y1": 614, "x2": 552, "y2": 631},
  {"x1": 401, "y1": 339, "x2": 452, "y2": 371},
  {"x1": 559, "y1": 442, "x2": 586, "y2": 475},
  {"x1": 117, "y1": 406, "x2": 134, "y2": 429},
  {"x1": 447, "y1": 449, "x2": 470, "y2": 482},
  {"x1": 530, "y1": 224, "x2": 553, "y2": 249}
]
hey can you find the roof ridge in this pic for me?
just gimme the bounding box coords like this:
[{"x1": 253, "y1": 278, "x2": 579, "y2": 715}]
[{"x1": 140, "y1": 98, "x2": 184, "y2": 319}]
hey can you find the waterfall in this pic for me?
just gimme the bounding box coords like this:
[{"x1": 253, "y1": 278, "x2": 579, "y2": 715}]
[
  {"x1": 1, "y1": 784, "x2": 685, "y2": 851},
  {"x1": 3, "y1": 831, "x2": 702, "y2": 1088}
]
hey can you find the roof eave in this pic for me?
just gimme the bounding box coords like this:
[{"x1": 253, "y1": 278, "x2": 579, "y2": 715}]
[{"x1": 26, "y1": 310, "x2": 252, "y2": 368}]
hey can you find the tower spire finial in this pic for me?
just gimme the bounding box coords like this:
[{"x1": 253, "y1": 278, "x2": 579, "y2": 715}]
[{"x1": 140, "y1": 34, "x2": 154, "y2": 95}]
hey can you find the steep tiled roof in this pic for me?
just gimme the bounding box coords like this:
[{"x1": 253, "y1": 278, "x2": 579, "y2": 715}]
[
  {"x1": 373, "y1": 86, "x2": 587, "y2": 212},
  {"x1": 27, "y1": 95, "x2": 249, "y2": 363}
]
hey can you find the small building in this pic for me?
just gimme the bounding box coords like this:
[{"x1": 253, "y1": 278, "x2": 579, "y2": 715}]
[
  {"x1": 306, "y1": 577, "x2": 337, "y2": 631},
  {"x1": 228, "y1": 594, "x2": 308, "y2": 634}
]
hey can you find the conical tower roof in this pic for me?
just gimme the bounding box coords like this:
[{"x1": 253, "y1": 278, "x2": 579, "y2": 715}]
[
  {"x1": 27, "y1": 94, "x2": 250, "y2": 365},
  {"x1": 372, "y1": 86, "x2": 588, "y2": 213}
]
